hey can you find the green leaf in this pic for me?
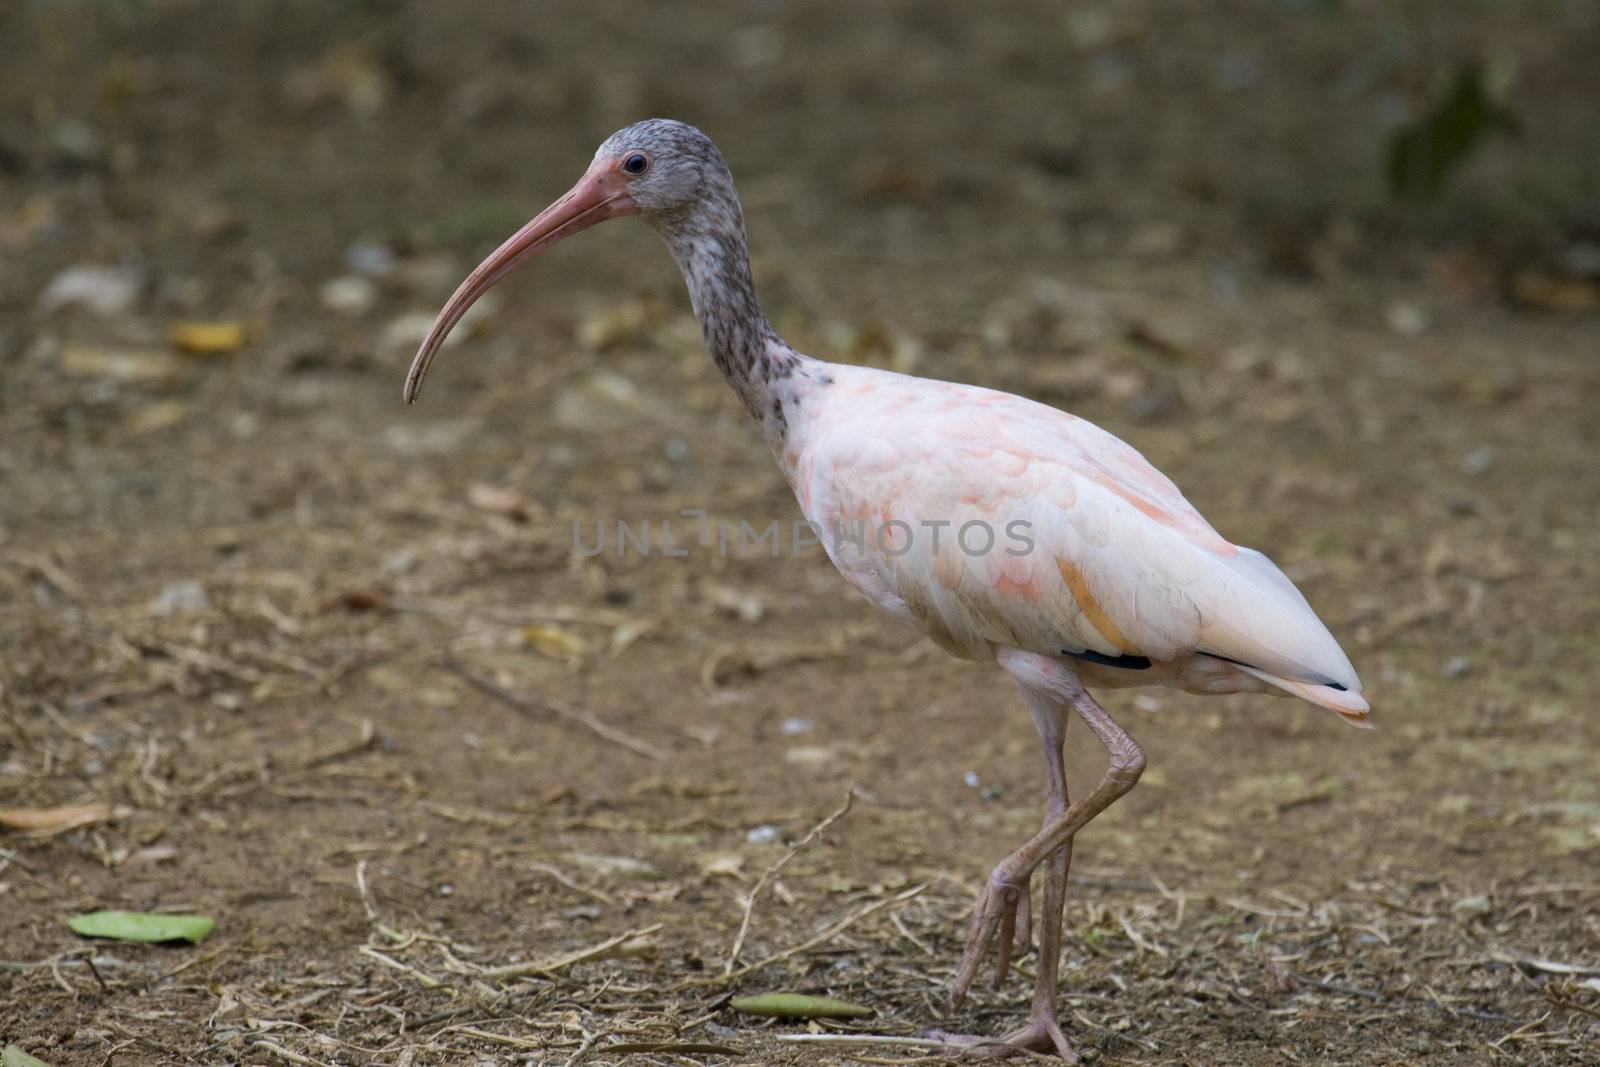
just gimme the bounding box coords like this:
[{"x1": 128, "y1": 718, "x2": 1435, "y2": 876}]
[
  {"x1": 1386, "y1": 62, "x2": 1519, "y2": 201},
  {"x1": 729, "y1": 993, "x2": 873, "y2": 1019},
  {"x1": 67, "y1": 911, "x2": 214, "y2": 944},
  {"x1": 3, "y1": 1046, "x2": 55, "y2": 1067}
]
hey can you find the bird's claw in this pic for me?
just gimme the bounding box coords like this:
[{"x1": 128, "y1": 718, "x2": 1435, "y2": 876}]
[
  {"x1": 926, "y1": 1014, "x2": 1077, "y2": 1061},
  {"x1": 951, "y1": 867, "x2": 1033, "y2": 1004}
]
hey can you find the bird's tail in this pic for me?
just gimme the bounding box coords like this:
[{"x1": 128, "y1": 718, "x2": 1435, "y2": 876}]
[{"x1": 1236, "y1": 664, "x2": 1373, "y2": 729}]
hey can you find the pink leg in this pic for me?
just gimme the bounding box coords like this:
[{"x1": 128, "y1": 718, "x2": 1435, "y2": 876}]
[{"x1": 941, "y1": 652, "x2": 1145, "y2": 1059}]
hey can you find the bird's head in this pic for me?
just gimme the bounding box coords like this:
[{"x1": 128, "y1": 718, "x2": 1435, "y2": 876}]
[{"x1": 402, "y1": 118, "x2": 730, "y2": 403}]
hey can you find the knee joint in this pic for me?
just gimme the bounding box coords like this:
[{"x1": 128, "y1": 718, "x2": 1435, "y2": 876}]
[{"x1": 1110, "y1": 744, "x2": 1146, "y2": 789}]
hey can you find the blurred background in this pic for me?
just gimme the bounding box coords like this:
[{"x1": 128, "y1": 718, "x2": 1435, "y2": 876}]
[{"x1": 3, "y1": 2, "x2": 1598, "y2": 1064}]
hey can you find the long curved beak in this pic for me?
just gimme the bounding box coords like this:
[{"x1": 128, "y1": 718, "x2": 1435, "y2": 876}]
[{"x1": 403, "y1": 165, "x2": 637, "y2": 403}]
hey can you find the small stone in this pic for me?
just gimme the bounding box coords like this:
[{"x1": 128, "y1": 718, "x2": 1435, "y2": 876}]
[
  {"x1": 780, "y1": 717, "x2": 814, "y2": 736},
  {"x1": 230, "y1": 412, "x2": 260, "y2": 439},
  {"x1": 1386, "y1": 301, "x2": 1431, "y2": 337},
  {"x1": 962, "y1": 771, "x2": 980, "y2": 788},
  {"x1": 1564, "y1": 240, "x2": 1600, "y2": 277},
  {"x1": 344, "y1": 241, "x2": 397, "y2": 276},
  {"x1": 745, "y1": 824, "x2": 780, "y2": 845},
  {"x1": 319, "y1": 275, "x2": 377, "y2": 315},
  {"x1": 52, "y1": 117, "x2": 107, "y2": 167},
  {"x1": 1452, "y1": 893, "x2": 1491, "y2": 918},
  {"x1": 38, "y1": 264, "x2": 142, "y2": 316},
  {"x1": 1442, "y1": 656, "x2": 1473, "y2": 678},
  {"x1": 1460, "y1": 446, "x2": 1495, "y2": 476},
  {"x1": 151, "y1": 579, "x2": 208, "y2": 616}
]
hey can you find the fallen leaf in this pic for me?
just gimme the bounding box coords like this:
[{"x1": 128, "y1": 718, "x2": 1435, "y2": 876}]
[
  {"x1": 169, "y1": 321, "x2": 246, "y2": 355},
  {"x1": 468, "y1": 483, "x2": 535, "y2": 521},
  {"x1": 576, "y1": 296, "x2": 666, "y2": 351},
  {"x1": 699, "y1": 853, "x2": 745, "y2": 878},
  {"x1": 522, "y1": 624, "x2": 587, "y2": 659},
  {"x1": 567, "y1": 853, "x2": 663, "y2": 881},
  {"x1": 704, "y1": 584, "x2": 765, "y2": 623},
  {"x1": 320, "y1": 588, "x2": 391, "y2": 614},
  {"x1": 126, "y1": 400, "x2": 187, "y2": 434},
  {"x1": 68, "y1": 910, "x2": 214, "y2": 944},
  {"x1": 3, "y1": 1046, "x2": 55, "y2": 1067},
  {"x1": 729, "y1": 993, "x2": 873, "y2": 1019},
  {"x1": 1510, "y1": 270, "x2": 1600, "y2": 314},
  {"x1": 59, "y1": 346, "x2": 181, "y2": 384},
  {"x1": 0, "y1": 803, "x2": 113, "y2": 833}
]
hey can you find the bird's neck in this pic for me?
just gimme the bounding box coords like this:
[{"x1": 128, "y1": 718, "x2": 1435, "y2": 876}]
[{"x1": 656, "y1": 206, "x2": 805, "y2": 437}]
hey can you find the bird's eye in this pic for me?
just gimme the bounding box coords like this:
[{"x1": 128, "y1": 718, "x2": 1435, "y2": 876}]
[{"x1": 622, "y1": 153, "x2": 650, "y2": 175}]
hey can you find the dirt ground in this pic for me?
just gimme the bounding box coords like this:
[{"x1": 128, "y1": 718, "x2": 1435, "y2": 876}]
[{"x1": 3, "y1": 3, "x2": 1599, "y2": 1065}]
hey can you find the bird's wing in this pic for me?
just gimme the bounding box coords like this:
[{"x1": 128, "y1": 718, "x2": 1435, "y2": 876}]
[{"x1": 796, "y1": 368, "x2": 1362, "y2": 705}]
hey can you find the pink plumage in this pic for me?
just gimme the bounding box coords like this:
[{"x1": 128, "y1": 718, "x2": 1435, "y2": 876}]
[{"x1": 403, "y1": 119, "x2": 1368, "y2": 1059}]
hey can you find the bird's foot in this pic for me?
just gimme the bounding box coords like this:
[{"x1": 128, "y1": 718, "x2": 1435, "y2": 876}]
[
  {"x1": 950, "y1": 866, "x2": 1032, "y2": 1003},
  {"x1": 925, "y1": 1013, "x2": 1076, "y2": 1061}
]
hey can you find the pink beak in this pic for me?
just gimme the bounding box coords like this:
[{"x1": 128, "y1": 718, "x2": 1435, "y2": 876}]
[{"x1": 403, "y1": 163, "x2": 638, "y2": 403}]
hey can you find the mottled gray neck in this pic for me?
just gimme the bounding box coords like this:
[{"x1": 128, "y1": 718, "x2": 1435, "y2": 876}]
[{"x1": 650, "y1": 185, "x2": 799, "y2": 429}]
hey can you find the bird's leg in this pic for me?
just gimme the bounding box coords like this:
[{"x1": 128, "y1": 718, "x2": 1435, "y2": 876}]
[
  {"x1": 978, "y1": 684, "x2": 1074, "y2": 987},
  {"x1": 1012, "y1": 684, "x2": 1075, "y2": 1057},
  {"x1": 947, "y1": 659, "x2": 1144, "y2": 1059}
]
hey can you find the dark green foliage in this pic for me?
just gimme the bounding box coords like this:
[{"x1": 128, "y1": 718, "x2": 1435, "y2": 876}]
[{"x1": 1387, "y1": 63, "x2": 1519, "y2": 201}]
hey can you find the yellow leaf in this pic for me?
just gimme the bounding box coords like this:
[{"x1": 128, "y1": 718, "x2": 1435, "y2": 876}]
[
  {"x1": 169, "y1": 320, "x2": 246, "y2": 355},
  {"x1": 0, "y1": 802, "x2": 113, "y2": 833},
  {"x1": 521, "y1": 624, "x2": 587, "y2": 658}
]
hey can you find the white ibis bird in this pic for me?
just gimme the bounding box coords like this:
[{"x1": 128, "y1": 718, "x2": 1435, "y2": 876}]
[{"x1": 404, "y1": 119, "x2": 1367, "y2": 1059}]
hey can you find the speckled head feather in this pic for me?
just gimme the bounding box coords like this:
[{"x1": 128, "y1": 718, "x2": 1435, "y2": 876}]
[
  {"x1": 593, "y1": 119, "x2": 794, "y2": 410},
  {"x1": 404, "y1": 118, "x2": 809, "y2": 435}
]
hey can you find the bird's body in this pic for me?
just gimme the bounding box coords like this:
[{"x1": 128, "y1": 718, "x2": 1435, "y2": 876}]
[
  {"x1": 404, "y1": 118, "x2": 1368, "y2": 1059},
  {"x1": 769, "y1": 354, "x2": 1368, "y2": 721}
]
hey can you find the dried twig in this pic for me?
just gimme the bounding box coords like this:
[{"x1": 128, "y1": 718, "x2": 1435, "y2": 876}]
[
  {"x1": 443, "y1": 659, "x2": 664, "y2": 760},
  {"x1": 358, "y1": 945, "x2": 446, "y2": 988},
  {"x1": 684, "y1": 883, "x2": 927, "y2": 988},
  {"x1": 303, "y1": 719, "x2": 376, "y2": 769},
  {"x1": 529, "y1": 861, "x2": 616, "y2": 907},
  {"x1": 464, "y1": 923, "x2": 663, "y2": 980},
  {"x1": 246, "y1": 1038, "x2": 336, "y2": 1067},
  {"x1": 724, "y1": 790, "x2": 855, "y2": 975}
]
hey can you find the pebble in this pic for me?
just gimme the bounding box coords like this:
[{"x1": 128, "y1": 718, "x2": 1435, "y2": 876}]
[
  {"x1": 319, "y1": 275, "x2": 378, "y2": 315},
  {"x1": 1385, "y1": 301, "x2": 1431, "y2": 337},
  {"x1": 344, "y1": 241, "x2": 397, "y2": 276},
  {"x1": 51, "y1": 117, "x2": 106, "y2": 167},
  {"x1": 1460, "y1": 446, "x2": 1495, "y2": 476},
  {"x1": 746, "y1": 824, "x2": 781, "y2": 845},
  {"x1": 38, "y1": 264, "x2": 142, "y2": 316},
  {"x1": 780, "y1": 717, "x2": 814, "y2": 736},
  {"x1": 150, "y1": 579, "x2": 208, "y2": 617},
  {"x1": 1442, "y1": 655, "x2": 1473, "y2": 678},
  {"x1": 962, "y1": 771, "x2": 981, "y2": 788}
]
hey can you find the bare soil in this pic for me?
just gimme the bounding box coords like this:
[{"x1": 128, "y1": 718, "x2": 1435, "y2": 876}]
[{"x1": 3, "y1": 3, "x2": 1598, "y2": 1065}]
